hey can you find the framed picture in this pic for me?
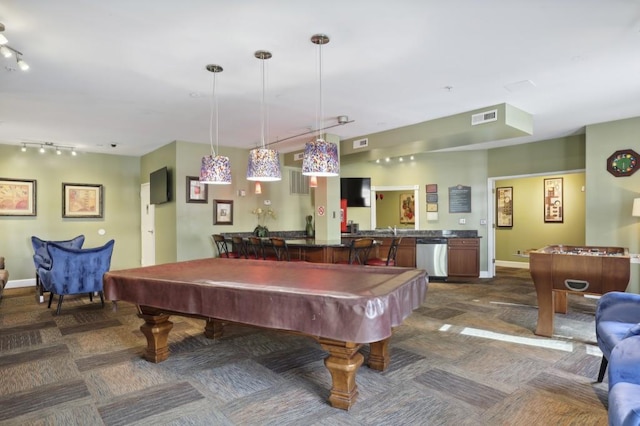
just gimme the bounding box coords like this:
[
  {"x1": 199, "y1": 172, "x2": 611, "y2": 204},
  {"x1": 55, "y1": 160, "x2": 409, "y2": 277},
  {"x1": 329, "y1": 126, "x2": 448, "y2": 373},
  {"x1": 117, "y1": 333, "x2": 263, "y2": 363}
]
[
  {"x1": 496, "y1": 186, "x2": 513, "y2": 227},
  {"x1": 426, "y1": 193, "x2": 438, "y2": 203},
  {"x1": 427, "y1": 203, "x2": 438, "y2": 212},
  {"x1": 186, "y1": 176, "x2": 208, "y2": 203},
  {"x1": 63, "y1": 183, "x2": 103, "y2": 218},
  {"x1": 399, "y1": 193, "x2": 415, "y2": 224},
  {"x1": 0, "y1": 178, "x2": 37, "y2": 216},
  {"x1": 426, "y1": 184, "x2": 438, "y2": 193},
  {"x1": 214, "y1": 199, "x2": 233, "y2": 225},
  {"x1": 543, "y1": 178, "x2": 563, "y2": 223}
]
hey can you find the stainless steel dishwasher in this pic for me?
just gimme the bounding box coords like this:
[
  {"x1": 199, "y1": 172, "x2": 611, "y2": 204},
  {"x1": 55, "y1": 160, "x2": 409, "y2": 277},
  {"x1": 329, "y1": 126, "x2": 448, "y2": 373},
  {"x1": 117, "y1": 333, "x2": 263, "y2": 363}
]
[{"x1": 416, "y1": 237, "x2": 448, "y2": 280}]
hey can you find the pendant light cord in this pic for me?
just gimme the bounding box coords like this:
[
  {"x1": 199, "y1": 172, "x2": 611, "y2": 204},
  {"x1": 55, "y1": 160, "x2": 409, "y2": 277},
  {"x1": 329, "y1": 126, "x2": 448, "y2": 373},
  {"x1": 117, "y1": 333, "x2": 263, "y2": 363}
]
[
  {"x1": 317, "y1": 39, "x2": 323, "y2": 142},
  {"x1": 209, "y1": 71, "x2": 218, "y2": 156}
]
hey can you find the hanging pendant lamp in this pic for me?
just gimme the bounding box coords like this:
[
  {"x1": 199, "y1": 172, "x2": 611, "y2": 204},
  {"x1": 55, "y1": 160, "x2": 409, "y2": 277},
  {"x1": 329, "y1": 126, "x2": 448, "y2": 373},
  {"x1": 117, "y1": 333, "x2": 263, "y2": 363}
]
[
  {"x1": 246, "y1": 50, "x2": 282, "y2": 182},
  {"x1": 302, "y1": 34, "x2": 339, "y2": 177},
  {"x1": 200, "y1": 64, "x2": 232, "y2": 184}
]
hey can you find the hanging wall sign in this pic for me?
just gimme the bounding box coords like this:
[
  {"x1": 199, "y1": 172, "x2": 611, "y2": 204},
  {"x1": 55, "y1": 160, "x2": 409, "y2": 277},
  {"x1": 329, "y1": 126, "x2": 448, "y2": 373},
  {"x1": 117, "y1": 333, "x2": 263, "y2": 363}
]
[{"x1": 448, "y1": 185, "x2": 471, "y2": 213}]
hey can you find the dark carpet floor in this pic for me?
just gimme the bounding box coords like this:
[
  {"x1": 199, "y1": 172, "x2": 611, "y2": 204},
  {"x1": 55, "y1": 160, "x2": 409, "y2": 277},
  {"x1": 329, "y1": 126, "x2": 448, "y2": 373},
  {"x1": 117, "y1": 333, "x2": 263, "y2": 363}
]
[{"x1": 0, "y1": 267, "x2": 608, "y2": 425}]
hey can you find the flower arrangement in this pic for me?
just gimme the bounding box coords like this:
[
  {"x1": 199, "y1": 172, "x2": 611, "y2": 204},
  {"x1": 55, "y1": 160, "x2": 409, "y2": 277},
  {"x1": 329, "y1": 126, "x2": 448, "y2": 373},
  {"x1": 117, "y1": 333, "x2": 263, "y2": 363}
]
[{"x1": 251, "y1": 207, "x2": 276, "y2": 236}]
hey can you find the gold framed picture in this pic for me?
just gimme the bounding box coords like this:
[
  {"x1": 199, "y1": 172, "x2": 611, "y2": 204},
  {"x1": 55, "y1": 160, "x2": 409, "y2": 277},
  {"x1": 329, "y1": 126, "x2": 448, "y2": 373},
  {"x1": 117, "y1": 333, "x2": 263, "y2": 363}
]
[
  {"x1": 63, "y1": 183, "x2": 103, "y2": 218},
  {"x1": 0, "y1": 178, "x2": 37, "y2": 216}
]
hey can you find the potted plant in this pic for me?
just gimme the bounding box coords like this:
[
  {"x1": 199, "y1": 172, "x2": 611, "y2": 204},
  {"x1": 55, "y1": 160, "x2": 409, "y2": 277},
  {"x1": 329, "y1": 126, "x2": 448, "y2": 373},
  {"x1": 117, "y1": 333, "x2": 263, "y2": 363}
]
[{"x1": 251, "y1": 207, "x2": 275, "y2": 237}]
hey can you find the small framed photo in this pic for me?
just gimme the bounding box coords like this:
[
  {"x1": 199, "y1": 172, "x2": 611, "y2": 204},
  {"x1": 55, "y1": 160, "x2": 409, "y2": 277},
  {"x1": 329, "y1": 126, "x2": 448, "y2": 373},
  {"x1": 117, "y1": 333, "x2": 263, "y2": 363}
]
[
  {"x1": 426, "y1": 184, "x2": 438, "y2": 193},
  {"x1": 214, "y1": 199, "x2": 233, "y2": 225},
  {"x1": 0, "y1": 178, "x2": 37, "y2": 216},
  {"x1": 186, "y1": 176, "x2": 208, "y2": 203},
  {"x1": 427, "y1": 203, "x2": 438, "y2": 212},
  {"x1": 63, "y1": 183, "x2": 103, "y2": 218}
]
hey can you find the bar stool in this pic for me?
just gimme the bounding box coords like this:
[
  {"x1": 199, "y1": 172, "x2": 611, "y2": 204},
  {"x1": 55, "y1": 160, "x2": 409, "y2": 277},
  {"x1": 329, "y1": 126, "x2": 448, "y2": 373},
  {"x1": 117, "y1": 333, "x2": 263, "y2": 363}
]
[
  {"x1": 231, "y1": 236, "x2": 249, "y2": 259},
  {"x1": 212, "y1": 234, "x2": 240, "y2": 258},
  {"x1": 248, "y1": 237, "x2": 278, "y2": 261},
  {"x1": 336, "y1": 238, "x2": 375, "y2": 265},
  {"x1": 367, "y1": 237, "x2": 402, "y2": 266},
  {"x1": 270, "y1": 237, "x2": 303, "y2": 261}
]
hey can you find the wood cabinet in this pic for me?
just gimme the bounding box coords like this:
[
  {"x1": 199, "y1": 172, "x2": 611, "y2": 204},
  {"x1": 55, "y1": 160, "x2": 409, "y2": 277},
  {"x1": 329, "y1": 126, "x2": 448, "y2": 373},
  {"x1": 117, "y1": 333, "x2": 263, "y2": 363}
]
[
  {"x1": 447, "y1": 238, "x2": 479, "y2": 278},
  {"x1": 374, "y1": 237, "x2": 416, "y2": 267}
]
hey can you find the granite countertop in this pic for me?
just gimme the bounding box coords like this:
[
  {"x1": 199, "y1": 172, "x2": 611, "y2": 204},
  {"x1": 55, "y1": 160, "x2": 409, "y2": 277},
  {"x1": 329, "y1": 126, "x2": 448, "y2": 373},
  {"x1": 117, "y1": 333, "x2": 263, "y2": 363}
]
[{"x1": 342, "y1": 229, "x2": 480, "y2": 239}]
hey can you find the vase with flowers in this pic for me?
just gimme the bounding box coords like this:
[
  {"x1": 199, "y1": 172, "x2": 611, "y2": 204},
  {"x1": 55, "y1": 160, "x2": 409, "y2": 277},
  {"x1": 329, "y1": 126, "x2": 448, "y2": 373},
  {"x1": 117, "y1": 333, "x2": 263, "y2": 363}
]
[{"x1": 251, "y1": 206, "x2": 276, "y2": 237}]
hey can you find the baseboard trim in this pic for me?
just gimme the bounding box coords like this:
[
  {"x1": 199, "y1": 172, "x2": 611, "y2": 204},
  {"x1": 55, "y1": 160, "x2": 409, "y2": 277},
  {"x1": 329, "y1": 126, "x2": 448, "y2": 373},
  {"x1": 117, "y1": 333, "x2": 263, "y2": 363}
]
[
  {"x1": 496, "y1": 260, "x2": 530, "y2": 269},
  {"x1": 6, "y1": 278, "x2": 36, "y2": 289}
]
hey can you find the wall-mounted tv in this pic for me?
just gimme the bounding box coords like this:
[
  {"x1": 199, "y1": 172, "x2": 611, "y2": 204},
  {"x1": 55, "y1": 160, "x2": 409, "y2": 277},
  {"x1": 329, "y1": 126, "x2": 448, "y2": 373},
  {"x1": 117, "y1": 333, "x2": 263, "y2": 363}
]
[
  {"x1": 150, "y1": 166, "x2": 171, "y2": 205},
  {"x1": 340, "y1": 177, "x2": 371, "y2": 207}
]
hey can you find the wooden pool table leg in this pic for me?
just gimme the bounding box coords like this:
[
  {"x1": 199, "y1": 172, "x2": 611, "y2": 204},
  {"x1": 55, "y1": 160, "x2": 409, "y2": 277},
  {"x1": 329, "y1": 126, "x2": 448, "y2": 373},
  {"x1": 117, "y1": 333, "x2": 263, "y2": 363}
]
[
  {"x1": 318, "y1": 339, "x2": 364, "y2": 410},
  {"x1": 368, "y1": 338, "x2": 390, "y2": 371},
  {"x1": 204, "y1": 318, "x2": 224, "y2": 338},
  {"x1": 138, "y1": 307, "x2": 173, "y2": 363}
]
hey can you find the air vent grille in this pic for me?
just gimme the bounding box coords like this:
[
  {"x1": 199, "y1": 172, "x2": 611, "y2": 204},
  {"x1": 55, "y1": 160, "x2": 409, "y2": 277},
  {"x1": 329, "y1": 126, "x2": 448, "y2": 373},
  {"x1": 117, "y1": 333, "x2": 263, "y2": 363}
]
[
  {"x1": 471, "y1": 109, "x2": 498, "y2": 125},
  {"x1": 289, "y1": 170, "x2": 310, "y2": 194},
  {"x1": 352, "y1": 138, "x2": 369, "y2": 149},
  {"x1": 293, "y1": 152, "x2": 304, "y2": 161}
]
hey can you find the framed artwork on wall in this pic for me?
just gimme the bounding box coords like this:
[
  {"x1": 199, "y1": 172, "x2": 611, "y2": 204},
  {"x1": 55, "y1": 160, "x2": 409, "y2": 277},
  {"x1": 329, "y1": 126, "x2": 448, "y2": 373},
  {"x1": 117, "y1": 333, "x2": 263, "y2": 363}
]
[
  {"x1": 543, "y1": 178, "x2": 563, "y2": 223},
  {"x1": 214, "y1": 199, "x2": 233, "y2": 225},
  {"x1": 496, "y1": 186, "x2": 513, "y2": 227},
  {"x1": 0, "y1": 178, "x2": 37, "y2": 216},
  {"x1": 186, "y1": 176, "x2": 208, "y2": 203},
  {"x1": 63, "y1": 183, "x2": 103, "y2": 218},
  {"x1": 399, "y1": 193, "x2": 415, "y2": 224}
]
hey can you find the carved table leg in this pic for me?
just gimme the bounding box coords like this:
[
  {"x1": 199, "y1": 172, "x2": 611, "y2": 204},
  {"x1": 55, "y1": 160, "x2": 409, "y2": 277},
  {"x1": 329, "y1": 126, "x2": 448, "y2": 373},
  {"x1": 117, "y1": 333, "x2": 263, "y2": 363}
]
[
  {"x1": 368, "y1": 338, "x2": 390, "y2": 371},
  {"x1": 318, "y1": 338, "x2": 364, "y2": 410},
  {"x1": 204, "y1": 318, "x2": 224, "y2": 339},
  {"x1": 138, "y1": 307, "x2": 173, "y2": 363}
]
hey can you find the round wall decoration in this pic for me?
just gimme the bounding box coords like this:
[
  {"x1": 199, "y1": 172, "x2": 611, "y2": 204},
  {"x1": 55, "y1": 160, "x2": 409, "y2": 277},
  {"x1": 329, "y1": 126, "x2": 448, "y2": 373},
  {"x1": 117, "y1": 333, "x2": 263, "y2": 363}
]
[{"x1": 607, "y1": 149, "x2": 638, "y2": 177}]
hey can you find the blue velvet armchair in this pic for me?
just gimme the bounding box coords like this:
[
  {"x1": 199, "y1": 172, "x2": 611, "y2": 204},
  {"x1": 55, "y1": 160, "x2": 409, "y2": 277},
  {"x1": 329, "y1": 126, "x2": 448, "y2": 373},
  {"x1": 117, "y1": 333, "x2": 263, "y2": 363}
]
[
  {"x1": 37, "y1": 239, "x2": 114, "y2": 315},
  {"x1": 595, "y1": 291, "x2": 640, "y2": 426},
  {"x1": 31, "y1": 235, "x2": 85, "y2": 302},
  {"x1": 595, "y1": 292, "x2": 640, "y2": 381}
]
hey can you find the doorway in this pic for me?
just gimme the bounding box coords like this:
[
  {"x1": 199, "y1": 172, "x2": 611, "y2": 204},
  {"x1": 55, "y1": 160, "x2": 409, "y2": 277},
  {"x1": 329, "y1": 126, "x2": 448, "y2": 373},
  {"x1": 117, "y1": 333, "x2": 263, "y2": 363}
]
[
  {"x1": 370, "y1": 185, "x2": 420, "y2": 230},
  {"x1": 140, "y1": 183, "x2": 155, "y2": 266}
]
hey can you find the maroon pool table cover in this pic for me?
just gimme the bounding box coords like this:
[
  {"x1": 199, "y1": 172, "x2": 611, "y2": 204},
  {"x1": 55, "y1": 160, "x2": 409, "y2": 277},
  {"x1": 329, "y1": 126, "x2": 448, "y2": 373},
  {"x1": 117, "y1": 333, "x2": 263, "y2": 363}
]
[{"x1": 104, "y1": 258, "x2": 428, "y2": 343}]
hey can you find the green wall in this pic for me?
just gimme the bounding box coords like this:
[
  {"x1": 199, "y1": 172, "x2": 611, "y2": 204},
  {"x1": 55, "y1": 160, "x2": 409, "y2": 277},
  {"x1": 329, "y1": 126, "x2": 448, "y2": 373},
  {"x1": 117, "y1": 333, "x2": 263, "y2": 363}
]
[
  {"x1": 495, "y1": 173, "x2": 586, "y2": 263},
  {"x1": 0, "y1": 144, "x2": 140, "y2": 281},
  {"x1": 585, "y1": 117, "x2": 640, "y2": 292}
]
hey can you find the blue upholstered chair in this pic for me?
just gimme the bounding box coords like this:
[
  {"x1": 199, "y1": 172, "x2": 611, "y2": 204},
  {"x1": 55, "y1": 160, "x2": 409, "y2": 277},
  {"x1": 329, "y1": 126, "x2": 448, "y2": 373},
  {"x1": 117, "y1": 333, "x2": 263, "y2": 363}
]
[
  {"x1": 595, "y1": 292, "x2": 640, "y2": 382},
  {"x1": 37, "y1": 239, "x2": 115, "y2": 315},
  {"x1": 608, "y1": 334, "x2": 640, "y2": 426},
  {"x1": 31, "y1": 235, "x2": 85, "y2": 301}
]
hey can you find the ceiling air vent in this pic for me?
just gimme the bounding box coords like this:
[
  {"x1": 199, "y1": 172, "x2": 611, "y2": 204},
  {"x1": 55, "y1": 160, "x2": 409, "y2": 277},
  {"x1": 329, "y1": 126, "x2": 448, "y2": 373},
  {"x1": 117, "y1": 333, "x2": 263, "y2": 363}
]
[
  {"x1": 353, "y1": 138, "x2": 369, "y2": 149},
  {"x1": 293, "y1": 152, "x2": 304, "y2": 161},
  {"x1": 471, "y1": 109, "x2": 498, "y2": 126}
]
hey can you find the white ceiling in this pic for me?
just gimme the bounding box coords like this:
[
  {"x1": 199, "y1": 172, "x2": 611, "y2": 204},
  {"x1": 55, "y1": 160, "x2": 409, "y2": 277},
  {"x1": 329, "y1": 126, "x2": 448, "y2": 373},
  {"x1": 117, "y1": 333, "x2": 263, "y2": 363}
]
[{"x1": 1, "y1": 1, "x2": 639, "y2": 157}]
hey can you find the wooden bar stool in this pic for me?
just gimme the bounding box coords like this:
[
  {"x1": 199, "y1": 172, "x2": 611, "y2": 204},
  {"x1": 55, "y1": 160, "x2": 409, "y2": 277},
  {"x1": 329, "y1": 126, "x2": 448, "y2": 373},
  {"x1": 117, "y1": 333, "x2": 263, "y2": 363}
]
[
  {"x1": 367, "y1": 237, "x2": 402, "y2": 266},
  {"x1": 213, "y1": 234, "x2": 240, "y2": 258},
  {"x1": 248, "y1": 237, "x2": 278, "y2": 261},
  {"x1": 231, "y1": 236, "x2": 249, "y2": 259},
  {"x1": 336, "y1": 238, "x2": 375, "y2": 265},
  {"x1": 270, "y1": 237, "x2": 303, "y2": 261}
]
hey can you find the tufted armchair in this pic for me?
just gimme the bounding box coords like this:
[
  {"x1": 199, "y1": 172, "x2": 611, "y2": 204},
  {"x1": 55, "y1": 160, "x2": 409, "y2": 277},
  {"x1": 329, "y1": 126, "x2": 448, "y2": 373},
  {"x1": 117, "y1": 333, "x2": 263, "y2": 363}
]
[
  {"x1": 31, "y1": 235, "x2": 85, "y2": 302},
  {"x1": 37, "y1": 239, "x2": 114, "y2": 315}
]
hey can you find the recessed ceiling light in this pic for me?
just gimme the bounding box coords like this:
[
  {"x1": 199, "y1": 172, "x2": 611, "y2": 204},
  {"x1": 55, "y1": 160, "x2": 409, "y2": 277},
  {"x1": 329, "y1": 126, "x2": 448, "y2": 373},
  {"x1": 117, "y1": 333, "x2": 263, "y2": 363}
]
[{"x1": 189, "y1": 92, "x2": 204, "y2": 98}]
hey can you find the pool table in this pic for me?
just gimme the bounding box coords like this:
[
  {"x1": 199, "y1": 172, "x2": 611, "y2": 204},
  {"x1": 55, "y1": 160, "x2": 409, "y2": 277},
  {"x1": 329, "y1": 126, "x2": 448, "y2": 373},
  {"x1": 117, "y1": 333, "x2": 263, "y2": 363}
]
[{"x1": 103, "y1": 258, "x2": 428, "y2": 410}]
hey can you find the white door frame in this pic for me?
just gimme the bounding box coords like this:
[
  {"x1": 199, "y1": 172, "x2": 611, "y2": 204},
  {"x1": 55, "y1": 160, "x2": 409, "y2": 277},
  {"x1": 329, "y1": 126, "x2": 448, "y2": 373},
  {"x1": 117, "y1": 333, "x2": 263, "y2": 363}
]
[{"x1": 140, "y1": 183, "x2": 155, "y2": 266}]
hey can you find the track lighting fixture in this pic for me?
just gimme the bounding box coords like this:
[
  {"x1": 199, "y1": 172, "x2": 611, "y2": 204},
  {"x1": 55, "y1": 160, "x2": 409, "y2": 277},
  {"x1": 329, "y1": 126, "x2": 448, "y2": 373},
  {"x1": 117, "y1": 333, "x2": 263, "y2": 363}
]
[
  {"x1": 20, "y1": 142, "x2": 78, "y2": 155},
  {"x1": 0, "y1": 23, "x2": 29, "y2": 71}
]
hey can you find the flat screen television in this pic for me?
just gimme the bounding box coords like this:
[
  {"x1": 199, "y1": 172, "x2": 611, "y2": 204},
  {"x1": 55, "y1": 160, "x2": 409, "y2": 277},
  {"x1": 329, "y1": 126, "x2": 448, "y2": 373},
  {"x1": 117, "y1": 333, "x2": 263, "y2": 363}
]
[
  {"x1": 150, "y1": 166, "x2": 171, "y2": 205},
  {"x1": 340, "y1": 177, "x2": 371, "y2": 207}
]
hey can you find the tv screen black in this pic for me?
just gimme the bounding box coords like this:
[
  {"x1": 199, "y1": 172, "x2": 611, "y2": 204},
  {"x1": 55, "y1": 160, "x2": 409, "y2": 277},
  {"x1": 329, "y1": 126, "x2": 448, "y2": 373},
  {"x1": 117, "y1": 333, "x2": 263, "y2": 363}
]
[
  {"x1": 150, "y1": 166, "x2": 171, "y2": 204},
  {"x1": 340, "y1": 177, "x2": 371, "y2": 207}
]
